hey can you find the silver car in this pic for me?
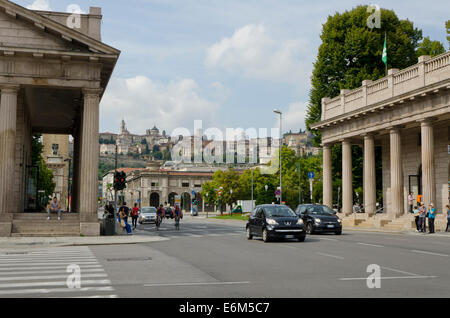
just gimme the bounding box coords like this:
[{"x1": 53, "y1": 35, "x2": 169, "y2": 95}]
[{"x1": 138, "y1": 206, "x2": 157, "y2": 224}]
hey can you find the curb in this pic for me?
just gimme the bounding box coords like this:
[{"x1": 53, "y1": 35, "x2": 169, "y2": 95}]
[
  {"x1": 344, "y1": 227, "x2": 450, "y2": 238},
  {"x1": 0, "y1": 236, "x2": 168, "y2": 249}
]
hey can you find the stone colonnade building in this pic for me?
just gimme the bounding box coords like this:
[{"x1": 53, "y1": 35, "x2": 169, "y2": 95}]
[
  {"x1": 311, "y1": 52, "x2": 450, "y2": 231},
  {"x1": 0, "y1": 1, "x2": 119, "y2": 236}
]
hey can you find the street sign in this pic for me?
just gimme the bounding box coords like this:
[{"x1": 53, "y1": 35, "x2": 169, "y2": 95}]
[{"x1": 308, "y1": 171, "x2": 315, "y2": 180}]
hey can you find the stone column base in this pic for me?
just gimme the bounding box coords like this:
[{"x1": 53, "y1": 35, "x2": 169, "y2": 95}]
[
  {"x1": 80, "y1": 222, "x2": 100, "y2": 236},
  {"x1": 0, "y1": 222, "x2": 12, "y2": 237}
]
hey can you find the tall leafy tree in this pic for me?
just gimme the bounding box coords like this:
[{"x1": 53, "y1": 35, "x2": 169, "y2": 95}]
[
  {"x1": 416, "y1": 36, "x2": 445, "y2": 58},
  {"x1": 32, "y1": 134, "x2": 55, "y2": 207},
  {"x1": 306, "y1": 5, "x2": 423, "y2": 145}
]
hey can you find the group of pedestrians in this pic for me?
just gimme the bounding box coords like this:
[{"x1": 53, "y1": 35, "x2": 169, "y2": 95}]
[{"x1": 413, "y1": 202, "x2": 436, "y2": 233}]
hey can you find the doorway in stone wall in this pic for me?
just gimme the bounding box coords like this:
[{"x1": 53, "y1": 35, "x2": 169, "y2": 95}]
[{"x1": 409, "y1": 164, "x2": 423, "y2": 205}]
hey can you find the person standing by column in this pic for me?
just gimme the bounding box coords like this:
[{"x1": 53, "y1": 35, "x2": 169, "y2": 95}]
[
  {"x1": 413, "y1": 206, "x2": 420, "y2": 232},
  {"x1": 427, "y1": 203, "x2": 436, "y2": 234},
  {"x1": 408, "y1": 192, "x2": 414, "y2": 213},
  {"x1": 418, "y1": 203, "x2": 426, "y2": 233}
]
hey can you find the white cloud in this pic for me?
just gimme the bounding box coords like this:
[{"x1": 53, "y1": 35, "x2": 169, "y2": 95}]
[
  {"x1": 100, "y1": 76, "x2": 219, "y2": 136},
  {"x1": 277, "y1": 101, "x2": 308, "y2": 133},
  {"x1": 205, "y1": 24, "x2": 312, "y2": 87},
  {"x1": 26, "y1": 0, "x2": 51, "y2": 11}
]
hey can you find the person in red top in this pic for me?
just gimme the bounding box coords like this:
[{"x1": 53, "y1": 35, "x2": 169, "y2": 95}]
[{"x1": 131, "y1": 203, "x2": 140, "y2": 229}]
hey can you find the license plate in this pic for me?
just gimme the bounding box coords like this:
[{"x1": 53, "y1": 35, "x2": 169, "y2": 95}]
[
  {"x1": 285, "y1": 235, "x2": 295, "y2": 239},
  {"x1": 327, "y1": 225, "x2": 335, "y2": 228}
]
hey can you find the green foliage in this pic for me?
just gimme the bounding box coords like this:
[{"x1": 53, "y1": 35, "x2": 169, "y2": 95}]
[
  {"x1": 446, "y1": 20, "x2": 450, "y2": 47},
  {"x1": 32, "y1": 134, "x2": 55, "y2": 207},
  {"x1": 416, "y1": 36, "x2": 445, "y2": 58},
  {"x1": 98, "y1": 162, "x2": 115, "y2": 180},
  {"x1": 306, "y1": 5, "x2": 423, "y2": 146}
]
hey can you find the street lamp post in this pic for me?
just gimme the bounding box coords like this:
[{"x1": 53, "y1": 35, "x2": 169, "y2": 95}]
[
  {"x1": 206, "y1": 192, "x2": 209, "y2": 219},
  {"x1": 251, "y1": 168, "x2": 254, "y2": 213},
  {"x1": 229, "y1": 189, "x2": 233, "y2": 218},
  {"x1": 265, "y1": 184, "x2": 268, "y2": 204},
  {"x1": 274, "y1": 109, "x2": 282, "y2": 204}
]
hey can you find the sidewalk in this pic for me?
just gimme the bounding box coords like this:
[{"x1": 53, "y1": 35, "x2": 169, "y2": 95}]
[{"x1": 0, "y1": 235, "x2": 168, "y2": 249}]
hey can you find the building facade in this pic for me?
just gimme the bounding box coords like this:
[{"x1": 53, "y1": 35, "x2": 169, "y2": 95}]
[
  {"x1": 42, "y1": 134, "x2": 70, "y2": 207},
  {"x1": 0, "y1": 2, "x2": 119, "y2": 236},
  {"x1": 312, "y1": 53, "x2": 450, "y2": 230}
]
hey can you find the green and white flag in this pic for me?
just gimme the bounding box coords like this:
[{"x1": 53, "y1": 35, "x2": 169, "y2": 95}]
[{"x1": 382, "y1": 33, "x2": 387, "y2": 66}]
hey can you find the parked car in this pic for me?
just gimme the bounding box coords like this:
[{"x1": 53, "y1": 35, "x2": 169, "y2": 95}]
[
  {"x1": 295, "y1": 204, "x2": 342, "y2": 235},
  {"x1": 138, "y1": 206, "x2": 157, "y2": 224},
  {"x1": 246, "y1": 204, "x2": 306, "y2": 242}
]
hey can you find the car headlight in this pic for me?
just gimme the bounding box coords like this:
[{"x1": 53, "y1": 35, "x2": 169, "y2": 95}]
[
  {"x1": 297, "y1": 219, "x2": 304, "y2": 225},
  {"x1": 314, "y1": 218, "x2": 321, "y2": 223},
  {"x1": 266, "y1": 219, "x2": 278, "y2": 225},
  {"x1": 337, "y1": 219, "x2": 342, "y2": 223}
]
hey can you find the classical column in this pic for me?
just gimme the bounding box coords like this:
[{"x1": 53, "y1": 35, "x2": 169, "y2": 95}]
[
  {"x1": 322, "y1": 144, "x2": 333, "y2": 209},
  {"x1": 363, "y1": 134, "x2": 376, "y2": 216},
  {"x1": 0, "y1": 85, "x2": 19, "y2": 215},
  {"x1": 421, "y1": 120, "x2": 435, "y2": 208},
  {"x1": 78, "y1": 88, "x2": 102, "y2": 232},
  {"x1": 389, "y1": 128, "x2": 404, "y2": 217},
  {"x1": 342, "y1": 140, "x2": 353, "y2": 216}
]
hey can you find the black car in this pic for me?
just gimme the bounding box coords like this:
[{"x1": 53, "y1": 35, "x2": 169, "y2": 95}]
[
  {"x1": 295, "y1": 204, "x2": 342, "y2": 235},
  {"x1": 246, "y1": 204, "x2": 306, "y2": 242},
  {"x1": 164, "y1": 207, "x2": 174, "y2": 219}
]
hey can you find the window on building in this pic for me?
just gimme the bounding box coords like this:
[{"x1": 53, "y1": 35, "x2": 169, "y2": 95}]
[
  {"x1": 182, "y1": 182, "x2": 190, "y2": 188},
  {"x1": 52, "y1": 144, "x2": 59, "y2": 155}
]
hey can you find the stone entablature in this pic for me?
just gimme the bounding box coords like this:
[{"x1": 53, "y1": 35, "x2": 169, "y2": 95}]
[{"x1": 314, "y1": 52, "x2": 450, "y2": 132}]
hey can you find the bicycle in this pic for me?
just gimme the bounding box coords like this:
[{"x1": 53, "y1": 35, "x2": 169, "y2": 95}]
[
  {"x1": 174, "y1": 215, "x2": 181, "y2": 230},
  {"x1": 156, "y1": 214, "x2": 163, "y2": 231}
]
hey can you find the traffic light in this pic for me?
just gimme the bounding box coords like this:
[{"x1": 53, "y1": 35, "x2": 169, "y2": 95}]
[
  {"x1": 113, "y1": 171, "x2": 120, "y2": 191},
  {"x1": 113, "y1": 171, "x2": 127, "y2": 191}
]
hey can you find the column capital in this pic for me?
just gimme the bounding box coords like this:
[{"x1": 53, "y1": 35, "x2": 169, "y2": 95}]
[
  {"x1": 321, "y1": 143, "x2": 333, "y2": 149},
  {"x1": 82, "y1": 88, "x2": 103, "y2": 97},
  {"x1": 361, "y1": 132, "x2": 376, "y2": 139},
  {"x1": 417, "y1": 117, "x2": 437, "y2": 127},
  {"x1": 387, "y1": 125, "x2": 405, "y2": 134},
  {"x1": 0, "y1": 84, "x2": 20, "y2": 94}
]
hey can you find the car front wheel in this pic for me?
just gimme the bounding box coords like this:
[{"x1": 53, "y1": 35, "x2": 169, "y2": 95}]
[
  {"x1": 262, "y1": 228, "x2": 270, "y2": 243},
  {"x1": 246, "y1": 227, "x2": 253, "y2": 240},
  {"x1": 297, "y1": 235, "x2": 306, "y2": 242},
  {"x1": 306, "y1": 223, "x2": 314, "y2": 235}
]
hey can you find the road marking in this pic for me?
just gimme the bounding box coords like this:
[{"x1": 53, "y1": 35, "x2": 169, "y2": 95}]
[
  {"x1": 0, "y1": 268, "x2": 105, "y2": 276},
  {"x1": 411, "y1": 250, "x2": 449, "y2": 257},
  {"x1": 317, "y1": 237, "x2": 339, "y2": 242},
  {"x1": 339, "y1": 276, "x2": 437, "y2": 281},
  {"x1": 0, "y1": 265, "x2": 103, "y2": 272},
  {"x1": 357, "y1": 243, "x2": 384, "y2": 248},
  {"x1": 316, "y1": 252, "x2": 344, "y2": 260},
  {"x1": 0, "y1": 286, "x2": 115, "y2": 296},
  {"x1": 282, "y1": 245, "x2": 298, "y2": 250},
  {"x1": 0, "y1": 273, "x2": 108, "y2": 282},
  {"x1": 380, "y1": 266, "x2": 420, "y2": 277},
  {"x1": 0, "y1": 261, "x2": 99, "y2": 267},
  {"x1": 144, "y1": 281, "x2": 250, "y2": 287},
  {"x1": 0, "y1": 279, "x2": 112, "y2": 289}
]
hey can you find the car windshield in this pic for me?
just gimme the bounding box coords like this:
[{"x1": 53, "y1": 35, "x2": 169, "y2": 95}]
[
  {"x1": 307, "y1": 205, "x2": 335, "y2": 216},
  {"x1": 264, "y1": 206, "x2": 296, "y2": 218},
  {"x1": 141, "y1": 207, "x2": 156, "y2": 214}
]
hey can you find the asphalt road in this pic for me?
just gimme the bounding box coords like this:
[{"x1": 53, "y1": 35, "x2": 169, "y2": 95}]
[{"x1": 0, "y1": 217, "x2": 449, "y2": 298}]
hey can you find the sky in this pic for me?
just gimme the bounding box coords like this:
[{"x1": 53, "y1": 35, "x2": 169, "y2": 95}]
[{"x1": 13, "y1": 0, "x2": 450, "y2": 137}]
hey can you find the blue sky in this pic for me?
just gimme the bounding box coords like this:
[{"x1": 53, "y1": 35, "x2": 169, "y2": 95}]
[{"x1": 14, "y1": 0, "x2": 449, "y2": 136}]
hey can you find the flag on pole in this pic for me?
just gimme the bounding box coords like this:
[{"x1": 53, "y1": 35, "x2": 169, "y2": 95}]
[{"x1": 382, "y1": 32, "x2": 388, "y2": 67}]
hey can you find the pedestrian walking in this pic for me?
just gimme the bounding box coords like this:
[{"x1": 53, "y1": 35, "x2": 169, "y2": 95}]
[
  {"x1": 47, "y1": 197, "x2": 62, "y2": 220},
  {"x1": 118, "y1": 207, "x2": 132, "y2": 235},
  {"x1": 428, "y1": 203, "x2": 436, "y2": 234},
  {"x1": 419, "y1": 203, "x2": 427, "y2": 233},
  {"x1": 121, "y1": 202, "x2": 130, "y2": 223},
  {"x1": 446, "y1": 205, "x2": 450, "y2": 232},
  {"x1": 413, "y1": 206, "x2": 420, "y2": 232},
  {"x1": 408, "y1": 192, "x2": 414, "y2": 213},
  {"x1": 131, "y1": 203, "x2": 139, "y2": 229},
  {"x1": 174, "y1": 205, "x2": 183, "y2": 230}
]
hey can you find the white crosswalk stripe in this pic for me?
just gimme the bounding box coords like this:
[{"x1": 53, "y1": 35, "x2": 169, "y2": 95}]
[{"x1": 0, "y1": 247, "x2": 117, "y2": 298}]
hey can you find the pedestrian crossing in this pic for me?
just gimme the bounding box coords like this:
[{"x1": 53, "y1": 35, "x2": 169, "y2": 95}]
[{"x1": 0, "y1": 246, "x2": 117, "y2": 298}]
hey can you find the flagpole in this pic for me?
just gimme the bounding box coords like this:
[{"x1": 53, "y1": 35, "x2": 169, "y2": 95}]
[{"x1": 384, "y1": 31, "x2": 387, "y2": 76}]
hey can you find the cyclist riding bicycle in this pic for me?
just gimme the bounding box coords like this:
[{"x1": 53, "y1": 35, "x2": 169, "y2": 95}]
[
  {"x1": 174, "y1": 205, "x2": 183, "y2": 230},
  {"x1": 156, "y1": 204, "x2": 165, "y2": 230}
]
